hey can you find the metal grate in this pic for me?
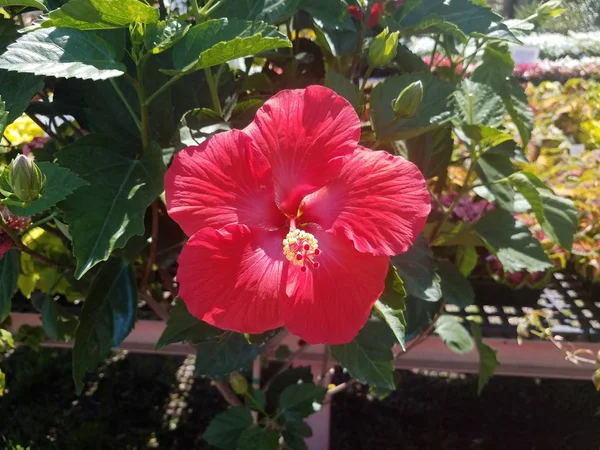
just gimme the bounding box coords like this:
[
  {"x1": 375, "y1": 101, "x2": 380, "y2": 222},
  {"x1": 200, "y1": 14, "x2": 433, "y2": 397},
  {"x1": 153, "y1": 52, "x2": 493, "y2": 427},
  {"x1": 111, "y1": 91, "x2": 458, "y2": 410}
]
[{"x1": 445, "y1": 273, "x2": 600, "y2": 342}]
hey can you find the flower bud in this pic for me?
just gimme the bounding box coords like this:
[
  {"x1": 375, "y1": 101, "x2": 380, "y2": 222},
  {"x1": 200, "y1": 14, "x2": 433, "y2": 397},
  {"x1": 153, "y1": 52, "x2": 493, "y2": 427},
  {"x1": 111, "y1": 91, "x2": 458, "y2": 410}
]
[
  {"x1": 536, "y1": 1, "x2": 564, "y2": 21},
  {"x1": 392, "y1": 81, "x2": 423, "y2": 118},
  {"x1": 368, "y1": 28, "x2": 399, "y2": 67},
  {"x1": 8, "y1": 154, "x2": 46, "y2": 203},
  {"x1": 229, "y1": 372, "x2": 249, "y2": 395}
]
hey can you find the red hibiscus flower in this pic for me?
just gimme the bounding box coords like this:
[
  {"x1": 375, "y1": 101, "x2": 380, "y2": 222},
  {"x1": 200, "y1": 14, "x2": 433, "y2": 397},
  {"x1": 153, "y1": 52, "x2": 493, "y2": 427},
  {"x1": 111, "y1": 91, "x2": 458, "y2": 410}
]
[
  {"x1": 165, "y1": 86, "x2": 430, "y2": 344},
  {"x1": 347, "y1": 2, "x2": 385, "y2": 29}
]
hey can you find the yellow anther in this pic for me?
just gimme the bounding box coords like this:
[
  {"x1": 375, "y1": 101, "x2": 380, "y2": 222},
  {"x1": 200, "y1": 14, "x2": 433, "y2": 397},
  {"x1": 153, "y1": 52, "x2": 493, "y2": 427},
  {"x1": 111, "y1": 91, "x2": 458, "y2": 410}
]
[{"x1": 282, "y1": 229, "x2": 321, "y2": 270}]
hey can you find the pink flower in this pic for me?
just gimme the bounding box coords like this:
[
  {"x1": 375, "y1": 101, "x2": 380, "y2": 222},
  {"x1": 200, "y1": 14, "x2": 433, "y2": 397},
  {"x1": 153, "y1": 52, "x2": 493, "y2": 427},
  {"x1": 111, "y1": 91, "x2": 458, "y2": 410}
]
[{"x1": 165, "y1": 86, "x2": 430, "y2": 344}]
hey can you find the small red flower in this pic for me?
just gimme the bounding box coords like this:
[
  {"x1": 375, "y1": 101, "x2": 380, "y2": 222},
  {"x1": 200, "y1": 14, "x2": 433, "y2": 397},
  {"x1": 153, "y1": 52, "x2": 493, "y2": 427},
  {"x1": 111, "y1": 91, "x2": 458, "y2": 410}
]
[
  {"x1": 347, "y1": 2, "x2": 385, "y2": 29},
  {"x1": 165, "y1": 86, "x2": 430, "y2": 344}
]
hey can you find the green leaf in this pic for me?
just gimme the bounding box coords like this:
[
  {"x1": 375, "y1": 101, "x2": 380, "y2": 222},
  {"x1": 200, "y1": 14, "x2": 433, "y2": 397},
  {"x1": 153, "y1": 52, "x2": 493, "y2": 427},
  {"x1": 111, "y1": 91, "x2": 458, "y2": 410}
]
[
  {"x1": 266, "y1": 366, "x2": 313, "y2": 406},
  {"x1": 374, "y1": 300, "x2": 406, "y2": 350},
  {"x1": 471, "y1": 322, "x2": 499, "y2": 394},
  {"x1": 370, "y1": 72, "x2": 454, "y2": 141},
  {"x1": 404, "y1": 295, "x2": 442, "y2": 340},
  {"x1": 391, "y1": 235, "x2": 442, "y2": 302},
  {"x1": 32, "y1": 293, "x2": 78, "y2": 342},
  {"x1": 0, "y1": 368, "x2": 5, "y2": 396},
  {"x1": 155, "y1": 299, "x2": 221, "y2": 350},
  {"x1": 144, "y1": 18, "x2": 189, "y2": 54},
  {"x1": 324, "y1": 68, "x2": 359, "y2": 110},
  {"x1": 0, "y1": 249, "x2": 19, "y2": 323},
  {"x1": 0, "y1": 28, "x2": 126, "y2": 80},
  {"x1": 508, "y1": 172, "x2": 577, "y2": 250},
  {"x1": 44, "y1": 0, "x2": 159, "y2": 30},
  {"x1": 395, "y1": 0, "x2": 504, "y2": 37},
  {"x1": 452, "y1": 80, "x2": 504, "y2": 128},
  {"x1": 299, "y1": 0, "x2": 355, "y2": 30},
  {"x1": 456, "y1": 245, "x2": 477, "y2": 277},
  {"x1": 195, "y1": 332, "x2": 260, "y2": 378},
  {"x1": 0, "y1": 0, "x2": 47, "y2": 9},
  {"x1": 407, "y1": 126, "x2": 453, "y2": 179},
  {"x1": 502, "y1": 77, "x2": 532, "y2": 146},
  {"x1": 0, "y1": 96, "x2": 6, "y2": 136},
  {"x1": 474, "y1": 152, "x2": 517, "y2": 212},
  {"x1": 537, "y1": 189, "x2": 577, "y2": 251},
  {"x1": 375, "y1": 266, "x2": 406, "y2": 348},
  {"x1": 471, "y1": 43, "x2": 514, "y2": 94},
  {"x1": 282, "y1": 420, "x2": 312, "y2": 450},
  {"x1": 434, "y1": 315, "x2": 474, "y2": 354},
  {"x1": 278, "y1": 383, "x2": 326, "y2": 421},
  {"x1": 57, "y1": 135, "x2": 165, "y2": 278},
  {"x1": 0, "y1": 71, "x2": 44, "y2": 124},
  {"x1": 8, "y1": 162, "x2": 88, "y2": 217},
  {"x1": 474, "y1": 208, "x2": 553, "y2": 273},
  {"x1": 171, "y1": 18, "x2": 291, "y2": 73},
  {"x1": 72, "y1": 258, "x2": 137, "y2": 394},
  {"x1": 213, "y1": 0, "x2": 300, "y2": 24},
  {"x1": 329, "y1": 320, "x2": 396, "y2": 390},
  {"x1": 173, "y1": 107, "x2": 230, "y2": 151},
  {"x1": 238, "y1": 426, "x2": 280, "y2": 450},
  {"x1": 462, "y1": 125, "x2": 514, "y2": 150},
  {"x1": 203, "y1": 407, "x2": 253, "y2": 450},
  {"x1": 438, "y1": 261, "x2": 474, "y2": 307}
]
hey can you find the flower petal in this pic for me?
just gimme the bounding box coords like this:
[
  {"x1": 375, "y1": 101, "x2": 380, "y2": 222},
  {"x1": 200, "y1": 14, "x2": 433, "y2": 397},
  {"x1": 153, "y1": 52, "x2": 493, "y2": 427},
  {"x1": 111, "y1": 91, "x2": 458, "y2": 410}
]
[
  {"x1": 300, "y1": 148, "x2": 431, "y2": 256},
  {"x1": 244, "y1": 85, "x2": 361, "y2": 215},
  {"x1": 283, "y1": 229, "x2": 388, "y2": 344},
  {"x1": 165, "y1": 129, "x2": 284, "y2": 236},
  {"x1": 177, "y1": 225, "x2": 287, "y2": 334}
]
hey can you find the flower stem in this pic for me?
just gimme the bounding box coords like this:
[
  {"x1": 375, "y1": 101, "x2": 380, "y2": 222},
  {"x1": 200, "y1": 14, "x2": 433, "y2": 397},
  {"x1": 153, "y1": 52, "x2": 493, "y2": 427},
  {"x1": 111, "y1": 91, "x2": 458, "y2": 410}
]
[{"x1": 204, "y1": 67, "x2": 223, "y2": 116}]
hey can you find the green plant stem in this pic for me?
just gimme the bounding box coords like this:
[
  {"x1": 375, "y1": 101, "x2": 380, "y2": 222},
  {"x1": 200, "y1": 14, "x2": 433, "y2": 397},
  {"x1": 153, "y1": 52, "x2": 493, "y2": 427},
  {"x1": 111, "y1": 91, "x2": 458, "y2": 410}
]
[
  {"x1": 25, "y1": 211, "x2": 58, "y2": 231},
  {"x1": 199, "y1": 0, "x2": 218, "y2": 14},
  {"x1": 429, "y1": 145, "x2": 478, "y2": 244},
  {"x1": 204, "y1": 67, "x2": 223, "y2": 116},
  {"x1": 0, "y1": 216, "x2": 74, "y2": 270},
  {"x1": 358, "y1": 65, "x2": 374, "y2": 112},
  {"x1": 0, "y1": 198, "x2": 28, "y2": 207},
  {"x1": 109, "y1": 79, "x2": 142, "y2": 133},
  {"x1": 429, "y1": 34, "x2": 440, "y2": 66},
  {"x1": 243, "y1": 391, "x2": 267, "y2": 416},
  {"x1": 135, "y1": 63, "x2": 150, "y2": 150},
  {"x1": 144, "y1": 74, "x2": 182, "y2": 108},
  {"x1": 190, "y1": 0, "x2": 202, "y2": 21}
]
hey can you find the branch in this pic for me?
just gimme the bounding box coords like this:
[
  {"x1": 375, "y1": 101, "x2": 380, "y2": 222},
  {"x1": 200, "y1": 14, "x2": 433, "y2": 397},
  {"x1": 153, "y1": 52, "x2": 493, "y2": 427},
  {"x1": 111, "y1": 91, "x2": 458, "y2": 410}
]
[
  {"x1": 140, "y1": 201, "x2": 159, "y2": 292},
  {"x1": 398, "y1": 301, "x2": 446, "y2": 357},
  {"x1": 140, "y1": 290, "x2": 170, "y2": 322},
  {"x1": 0, "y1": 218, "x2": 75, "y2": 270},
  {"x1": 325, "y1": 378, "x2": 357, "y2": 403}
]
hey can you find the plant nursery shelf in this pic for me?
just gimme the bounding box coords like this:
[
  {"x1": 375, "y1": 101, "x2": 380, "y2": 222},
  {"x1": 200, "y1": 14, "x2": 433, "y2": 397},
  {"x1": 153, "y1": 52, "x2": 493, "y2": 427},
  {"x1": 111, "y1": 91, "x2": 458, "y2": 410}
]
[{"x1": 8, "y1": 274, "x2": 599, "y2": 381}]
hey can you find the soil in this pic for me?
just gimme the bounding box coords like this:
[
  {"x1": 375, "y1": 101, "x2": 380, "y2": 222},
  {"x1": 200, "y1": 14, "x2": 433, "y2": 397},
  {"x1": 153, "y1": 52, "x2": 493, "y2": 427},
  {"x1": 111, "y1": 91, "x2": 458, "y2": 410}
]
[{"x1": 1, "y1": 348, "x2": 599, "y2": 450}]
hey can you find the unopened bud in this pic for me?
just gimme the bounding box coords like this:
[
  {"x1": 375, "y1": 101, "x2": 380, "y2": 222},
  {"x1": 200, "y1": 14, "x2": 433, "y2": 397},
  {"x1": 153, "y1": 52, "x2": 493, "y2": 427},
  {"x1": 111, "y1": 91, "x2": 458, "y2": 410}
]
[
  {"x1": 536, "y1": 0, "x2": 564, "y2": 21},
  {"x1": 392, "y1": 81, "x2": 423, "y2": 118},
  {"x1": 368, "y1": 28, "x2": 399, "y2": 67},
  {"x1": 8, "y1": 154, "x2": 45, "y2": 203},
  {"x1": 229, "y1": 372, "x2": 248, "y2": 395}
]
